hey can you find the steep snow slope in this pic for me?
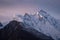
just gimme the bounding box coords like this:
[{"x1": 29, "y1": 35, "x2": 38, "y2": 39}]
[{"x1": 39, "y1": 10, "x2": 60, "y2": 31}]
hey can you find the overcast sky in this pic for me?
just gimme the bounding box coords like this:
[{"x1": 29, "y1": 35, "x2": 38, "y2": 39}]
[{"x1": 0, "y1": 0, "x2": 60, "y2": 22}]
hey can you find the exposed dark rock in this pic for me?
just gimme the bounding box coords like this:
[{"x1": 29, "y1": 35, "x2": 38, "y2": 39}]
[
  {"x1": 0, "y1": 20, "x2": 54, "y2": 40},
  {"x1": 0, "y1": 22, "x2": 3, "y2": 27}
]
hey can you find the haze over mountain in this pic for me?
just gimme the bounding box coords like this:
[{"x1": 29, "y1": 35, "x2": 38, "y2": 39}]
[{"x1": 0, "y1": 0, "x2": 60, "y2": 23}]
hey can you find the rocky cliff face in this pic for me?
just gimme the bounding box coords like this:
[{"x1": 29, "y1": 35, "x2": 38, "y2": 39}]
[{"x1": 0, "y1": 20, "x2": 53, "y2": 40}]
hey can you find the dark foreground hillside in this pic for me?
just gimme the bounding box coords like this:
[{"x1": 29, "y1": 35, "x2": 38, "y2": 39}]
[{"x1": 0, "y1": 20, "x2": 54, "y2": 40}]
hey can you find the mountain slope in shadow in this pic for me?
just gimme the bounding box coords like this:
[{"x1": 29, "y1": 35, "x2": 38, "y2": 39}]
[{"x1": 0, "y1": 20, "x2": 54, "y2": 40}]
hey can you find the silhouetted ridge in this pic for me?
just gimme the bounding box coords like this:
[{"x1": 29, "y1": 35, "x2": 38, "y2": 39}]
[{"x1": 0, "y1": 20, "x2": 54, "y2": 40}]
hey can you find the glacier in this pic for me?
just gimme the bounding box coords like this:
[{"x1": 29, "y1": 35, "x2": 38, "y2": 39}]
[{"x1": 17, "y1": 10, "x2": 60, "y2": 40}]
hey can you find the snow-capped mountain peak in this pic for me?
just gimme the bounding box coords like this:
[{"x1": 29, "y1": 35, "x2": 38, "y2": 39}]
[{"x1": 17, "y1": 10, "x2": 60, "y2": 40}]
